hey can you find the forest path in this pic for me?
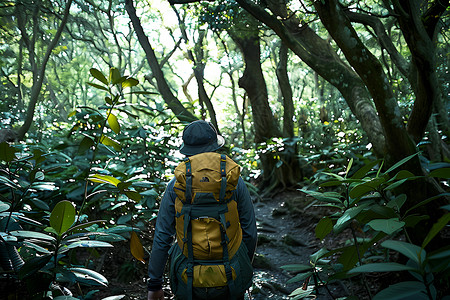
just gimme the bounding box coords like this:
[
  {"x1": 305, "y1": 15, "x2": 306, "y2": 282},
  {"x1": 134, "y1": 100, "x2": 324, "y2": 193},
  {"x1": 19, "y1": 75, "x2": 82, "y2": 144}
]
[{"x1": 250, "y1": 191, "x2": 343, "y2": 300}]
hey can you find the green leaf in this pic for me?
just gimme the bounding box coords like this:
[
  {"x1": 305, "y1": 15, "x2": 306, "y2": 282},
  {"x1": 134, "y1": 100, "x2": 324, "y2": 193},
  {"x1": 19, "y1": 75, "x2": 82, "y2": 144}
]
[
  {"x1": 100, "y1": 135, "x2": 121, "y2": 151},
  {"x1": 428, "y1": 249, "x2": 450, "y2": 260},
  {"x1": 64, "y1": 240, "x2": 113, "y2": 250},
  {"x1": 334, "y1": 203, "x2": 370, "y2": 233},
  {"x1": 125, "y1": 190, "x2": 141, "y2": 202},
  {"x1": 345, "y1": 158, "x2": 353, "y2": 177},
  {"x1": 101, "y1": 296, "x2": 126, "y2": 300},
  {"x1": 315, "y1": 217, "x2": 333, "y2": 240},
  {"x1": 109, "y1": 67, "x2": 121, "y2": 85},
  {"x1": 90, "y1": 68, "x2": 108, "y2": 85},
  {"x1": 383, "y1": 152, "x2": 419, "y2": 174},
  {"x1": 349, "y1": 178, "x2": 385, "y2": 199},
  {"x1": 367, "y1": 218, "x2": 405, "y2": 235},
  {"x1": 87, "y1": 82, "x2": 109, "y2": 92},
  {"x1": 372, "y1": 281, "x2": 427, "y2": 300},
  {"x1": 348, "y1": 262, "x2": 414, "y2": 274},
  {"x1": 320, "y1": 180, "x2": 344, "y2": 187},
  {"x1": 422, "y1": 213, "x2": 450, "y2": 249},
  {"x1": 18, "y1": 254, "x2": 52, "y2": 279},
  {"x1": 29, "y1": 198, "x2": 50, "y2": 211},
  {"x1": 300, "y1": 189, "x2": 342, "y2": 204},
  {"x1": 22, "y1": 241, "x2": 51, "y2": 254},
  {"x1": 0, "y1": 142, "x2": 17, "y2": 162},
  {"x1": 78, "y1": 136, "x2": 94, "y2": 153},
  {"x1": 10, "y1": 230, "x2": 56, "y2": 242},
  {"x1": 404, "y1": 193, "x2": 450, "y2": 215},
  {"x1": 429, "y1": 168, "x2": 450, "y2": 178},
  {"x1": 65, "y1": 220, "x2": 106, "y2": 235},
  {"x1": 280, "y1": 264, "x2": 312, "y2": 272},
  {"x1": 383, "y1": 178, "x2": 408, "y2": 191},
  {"x1": 130, "y1": 231, "x2": 145, "y2": 263},
  {"x1": 107, "y1": 113, "x2": 120, "y2": 134},
  {"x1": 386, "y1": 194, "x2": 407, "y2": 211},
  {"x1": 0, "y1": 201, "x2": 10, "y2": 213},
  {"x1": 310, "y1": 248, "x2": 329, "y2": 264},
  {"x1": 50, "y1": 200, "x2": 76, "y2": 236},
  {"x1": 351, "y1": 160, "x2": 381, "y2": 179},
  {"x1": 88, "y1": 174, "x2": 121, "y2": 187},
  {"x1": 69, "y1": 267, "x2": 108, "y2": 286},
  {"x1": 0, "y1": 175, "x2": 18, "y2": 189},
  {"x1": 54, "y1": 296, "x2": 80, "y2": 300},
  {"x1": 381, "y1": 240, "x2": 424, "y2": 264},
  {"x1": 286, "y1": 271, "x2": 313, "y2": 284},
  {"x1": 122, "y1": 78, "x2": 139, "y2": 88},
  {"x1": 289, "y1": 285, "x2": 314, "y2": 298}
]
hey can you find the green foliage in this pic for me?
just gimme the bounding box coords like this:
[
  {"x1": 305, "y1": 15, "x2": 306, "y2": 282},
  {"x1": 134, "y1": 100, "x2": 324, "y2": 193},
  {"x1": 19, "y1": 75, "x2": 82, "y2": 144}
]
[
  {"x1": 284, "y1": 155, "x2": 450, "y2": 299},
  {"x1": 0, "y1": 67, "x2": 176, "y2": 298}
]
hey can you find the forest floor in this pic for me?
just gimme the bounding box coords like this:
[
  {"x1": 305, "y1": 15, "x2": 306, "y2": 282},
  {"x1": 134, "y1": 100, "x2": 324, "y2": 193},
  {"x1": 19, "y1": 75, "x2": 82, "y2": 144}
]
[{"x1": 94, "y1": 190, "x2": 367, "y2": 300}]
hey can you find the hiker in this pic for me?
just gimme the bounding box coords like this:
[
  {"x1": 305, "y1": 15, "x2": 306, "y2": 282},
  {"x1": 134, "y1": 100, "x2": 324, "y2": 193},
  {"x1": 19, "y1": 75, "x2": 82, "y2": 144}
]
[{"x1": 147, "y1": 120, "x2": 257, "y2": 300}]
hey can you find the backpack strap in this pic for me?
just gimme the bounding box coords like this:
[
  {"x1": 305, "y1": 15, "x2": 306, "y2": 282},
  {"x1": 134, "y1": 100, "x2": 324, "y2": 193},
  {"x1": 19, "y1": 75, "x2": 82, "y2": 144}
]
[
  {"x1": 219, "y1": 217, "x2": 238, "y2": 299},
  {"x1": 219, "y1": 154, "x2": 227, "y2": 202},
  {"x1": 185, "y1": 157, "x2": 192, "y2": 204}
]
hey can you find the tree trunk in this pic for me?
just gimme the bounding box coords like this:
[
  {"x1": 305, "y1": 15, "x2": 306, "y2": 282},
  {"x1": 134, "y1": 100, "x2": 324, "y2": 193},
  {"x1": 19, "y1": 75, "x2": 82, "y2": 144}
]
[
  {"x1": 314, "y1": 0, "x2": 447, "y2": 250},
  {"x1": 235, "y1": 0, "x2": 386, "y2": 157},
  {"x1": 125, "y1": 0, "x2": 197, "y2": 123},
  {"x1": 392, "y1": 1, "x2": 449, "y2": 143},
  {"x1": 16, "y1": 0, "x2": 74, "y2": 141}
]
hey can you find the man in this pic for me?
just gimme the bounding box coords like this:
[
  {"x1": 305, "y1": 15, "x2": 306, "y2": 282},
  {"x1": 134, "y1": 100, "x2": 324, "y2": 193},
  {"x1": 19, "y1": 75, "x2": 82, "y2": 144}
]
[{"x1": 147, "y1": 120, "x2": 257, "y2": 300}]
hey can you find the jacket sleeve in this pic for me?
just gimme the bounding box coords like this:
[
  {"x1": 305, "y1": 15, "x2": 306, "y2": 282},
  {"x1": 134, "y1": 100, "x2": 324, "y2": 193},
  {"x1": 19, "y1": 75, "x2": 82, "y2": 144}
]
[
  {"x1": 147, "y1": 177, "x2": 177, "y2": 291},
  {"x1": 236, "y1": 177, "x2": 257, "y2": 260}
]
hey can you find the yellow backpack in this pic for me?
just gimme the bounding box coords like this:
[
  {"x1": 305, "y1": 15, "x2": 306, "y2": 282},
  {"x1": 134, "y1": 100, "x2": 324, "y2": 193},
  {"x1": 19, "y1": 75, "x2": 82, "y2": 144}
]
[{"x1": 171, "y1": 152, "x2": 246, "y2": 299}]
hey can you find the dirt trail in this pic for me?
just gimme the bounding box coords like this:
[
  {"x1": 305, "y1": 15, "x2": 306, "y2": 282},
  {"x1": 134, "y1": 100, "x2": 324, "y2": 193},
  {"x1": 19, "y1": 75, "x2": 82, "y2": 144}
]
[{"x1": 250, "y1": 191, "x2": 343, "y2": 300}]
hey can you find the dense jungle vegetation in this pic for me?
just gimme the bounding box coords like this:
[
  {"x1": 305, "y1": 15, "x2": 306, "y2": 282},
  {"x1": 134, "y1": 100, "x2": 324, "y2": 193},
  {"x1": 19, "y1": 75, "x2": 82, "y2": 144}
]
[{"x1": 0, "y1": 0, "x2": 449, "y2": 299}]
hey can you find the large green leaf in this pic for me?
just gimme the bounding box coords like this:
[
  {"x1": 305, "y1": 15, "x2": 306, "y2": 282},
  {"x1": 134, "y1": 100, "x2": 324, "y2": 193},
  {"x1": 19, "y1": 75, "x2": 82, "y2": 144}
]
[
  {"x1": 381, "y1": 240, "x2": 424, "y2": 264},
  {"x1": 0, "y1": 201, "x2": 10, "y2": 213},
  {"x1": 107, "y1": 113, "x2": 120, "y2": 134},
  {"x1": 109, "y1": 67, "x2": 122, "y2": 85},
  {"x1": 50, "y1": 200, "x2": 76, "y2": 236},
  {"x1": 101, "y1": 296, "x2": 126, "y2": 300},
  {"x1": 349, "y1": 177, "x2": 385, "y2": 199},
  {"x1": 90, "y1": 68, "x2": 108, "y2": 85},
  {"x1": 334, "y1": 203, "x2": 370, "y2": 233},
  {"x1": 300, "y1": 189, "x2": 342, "y2": 204},
  {"x1": 428, "y1": 167, "x2": 450, "y2": 179},
  {"x1": 367, "y1": 218, "x2": 405, "y2": 235},
  {"x1": 372, "y1": 281, "x2": 427, "y2": 300},
  {"x1": 17, "y1": 254, "x2": 52, "y2": 279},
  {"x1": 348, "y1": 262, "x2": 414, "y2": 274},
  {"x1": 122, "y1": 78, "x2": 139, "y2": 88},
  {"x1": 78, "y1": 136, "x2": 94, "y2": 154},
  {"x1": 315, "y1": 216, "x2": 333, "y2": 240},
  {"x1": 130, "y1": 231, "x2": 145, "y2": 263},
  {"x1": 286, "y1": 271, "x2": 313, "y2": 284},
  {"x1": 100, "y1": 135, "x2": 121, "y2": 151},
  {"x1": 10, "y1": 230, "x2": 56, "y2": 242},
  {"x1": 87, "y1": 82, "x2": 109, "y2": 92},
  {"x1": 88, "y1": 174, "x2": 121, "y2": 187},
  {"x1": 404, "y1": 193, "x2": 450, "y2": 215},
  {"x1": 60, "y1": 240, "x2": 113, "y2": 253},
  {"x1": 383, "y1": 152, "x2": 419, "y2": 174},
  {"x1": 280, "y1": 264, "x2": 312, "y2": 272},
  {"x1": 422, "y1": 213, "x2": 450, "y2": 249},
  {"x1": 70, "y1": 267, "x2": 108, "y2": 286},
  {"x1": 351, "y1": 160, "x2": 381, "y2": 179},
  {"x1": 0, "y1": 142, "x2": 17, "y2": 162}
]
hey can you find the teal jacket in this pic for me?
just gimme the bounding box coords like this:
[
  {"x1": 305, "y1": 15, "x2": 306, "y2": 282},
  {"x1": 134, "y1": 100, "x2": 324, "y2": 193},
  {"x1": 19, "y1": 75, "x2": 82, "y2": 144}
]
[{"x1": 147, "y1": 176, "x2": 257, "y2": 291}]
